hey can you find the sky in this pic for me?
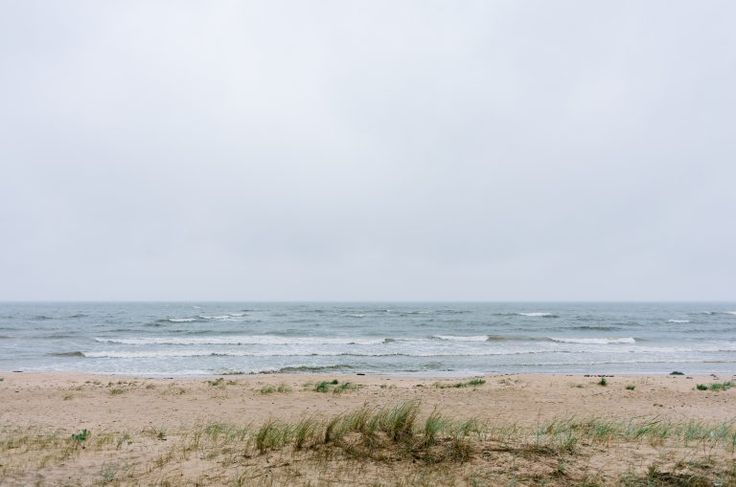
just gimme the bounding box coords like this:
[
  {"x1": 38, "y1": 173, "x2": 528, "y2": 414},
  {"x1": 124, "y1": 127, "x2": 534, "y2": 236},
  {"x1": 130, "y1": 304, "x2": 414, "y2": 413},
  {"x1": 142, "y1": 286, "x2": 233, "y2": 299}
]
[{"x1": 1, "y1": 1, "x2": 735, "y2": 301}]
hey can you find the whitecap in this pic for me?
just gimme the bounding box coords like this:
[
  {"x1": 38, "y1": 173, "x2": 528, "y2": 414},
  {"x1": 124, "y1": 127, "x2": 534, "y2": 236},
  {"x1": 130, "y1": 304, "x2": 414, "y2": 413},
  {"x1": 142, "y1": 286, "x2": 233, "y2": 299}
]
[
  {"x1": 667, "y1": 319, "x2": 690, "y2": 323},
  {"x1": 547, "y1": 337, "x2": 636, "y2": 345},
  {"x1": 433, "y1": 335, "x2": 490, "y2": 342},
  {"x1": 94, "y1": 335, "x2": 386, "y2": 346},
  {"x1": 519, "y1": 312, "x2": 559, "y2": 318}
]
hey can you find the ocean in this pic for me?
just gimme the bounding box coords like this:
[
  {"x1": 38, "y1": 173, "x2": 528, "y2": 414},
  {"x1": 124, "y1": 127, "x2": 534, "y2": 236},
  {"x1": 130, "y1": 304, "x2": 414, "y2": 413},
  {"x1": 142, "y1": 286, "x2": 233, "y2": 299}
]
[{"x1": 1, "y1": 302, "x2": 735, "y2": 376}]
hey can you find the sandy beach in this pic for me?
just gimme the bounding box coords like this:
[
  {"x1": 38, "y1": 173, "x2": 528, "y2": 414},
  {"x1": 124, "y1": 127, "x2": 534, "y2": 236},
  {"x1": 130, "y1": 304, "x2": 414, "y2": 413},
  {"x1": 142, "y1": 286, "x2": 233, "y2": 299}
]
[{"x1": 2, "y1": 371, "x2": 735, "y2": 486}]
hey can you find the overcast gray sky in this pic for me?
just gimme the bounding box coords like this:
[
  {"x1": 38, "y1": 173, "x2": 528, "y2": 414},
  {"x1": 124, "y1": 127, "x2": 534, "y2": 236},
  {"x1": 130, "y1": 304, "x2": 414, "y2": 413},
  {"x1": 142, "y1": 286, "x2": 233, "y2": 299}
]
[{"x1": 1, "y1": 1, "x2": 735, "y2": 301}]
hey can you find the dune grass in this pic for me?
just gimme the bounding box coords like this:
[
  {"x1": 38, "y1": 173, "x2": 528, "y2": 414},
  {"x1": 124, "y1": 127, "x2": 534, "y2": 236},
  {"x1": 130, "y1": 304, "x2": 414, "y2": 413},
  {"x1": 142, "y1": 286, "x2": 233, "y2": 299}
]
[
  {"x1": 309, "y1": 379, "x2": 362, "y2": 393},
  {"x1": 433, "y1": 378, "x2": 486, "y2": 389},
  {"x1": 258, "y1": 383, "x2": 292, "y2": 394},
  {"x1": 695, "y1": 381, "x2": 733, "y2": 391},
  {"x1": 3, "y1": 400, "x2": 736, "y2": 486}
]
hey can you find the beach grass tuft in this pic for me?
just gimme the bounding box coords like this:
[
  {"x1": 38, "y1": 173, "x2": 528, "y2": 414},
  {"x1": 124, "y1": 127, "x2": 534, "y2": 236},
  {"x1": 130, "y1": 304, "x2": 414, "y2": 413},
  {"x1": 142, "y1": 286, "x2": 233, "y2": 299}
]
[
  {"x1": 259, "y1": 383, "x2": 292, "y2": 394},
  {"x1": 433, "y1": 378, "x2": 487, "y2": 389},
  {"x1": 695, "y1": 381, "x2": 732, "y2": 391},
  {"x1": 71, "y1": 429, "x2": 90, "y2": 443},
  {"x1": 312, "y1": 379, "x2": 358, "y2": 393}
]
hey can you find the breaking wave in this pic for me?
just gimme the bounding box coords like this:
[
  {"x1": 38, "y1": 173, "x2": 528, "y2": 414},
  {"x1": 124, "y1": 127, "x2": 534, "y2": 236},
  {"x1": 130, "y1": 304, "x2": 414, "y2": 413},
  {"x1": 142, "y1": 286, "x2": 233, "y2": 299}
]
[
  {"x1": 94, "y1": 335, "x2": 387, "y2": 346},
  {"x1": 547, "y1": 337, "x2": 636, "y2": 345}
]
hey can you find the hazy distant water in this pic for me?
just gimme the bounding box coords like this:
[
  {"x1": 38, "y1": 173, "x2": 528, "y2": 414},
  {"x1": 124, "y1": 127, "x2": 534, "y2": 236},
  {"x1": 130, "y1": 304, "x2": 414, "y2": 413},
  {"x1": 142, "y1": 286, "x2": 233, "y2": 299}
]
[{"x1": 1, "y1": 303, "x2": 736, "y2": 376}]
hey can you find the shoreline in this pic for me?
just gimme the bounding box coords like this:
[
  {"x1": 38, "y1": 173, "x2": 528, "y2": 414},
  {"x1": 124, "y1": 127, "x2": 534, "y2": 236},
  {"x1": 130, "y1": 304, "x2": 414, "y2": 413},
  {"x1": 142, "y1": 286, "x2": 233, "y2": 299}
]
[{"x1": 3, "y1": 369, "x2": 734, "y2": 382}]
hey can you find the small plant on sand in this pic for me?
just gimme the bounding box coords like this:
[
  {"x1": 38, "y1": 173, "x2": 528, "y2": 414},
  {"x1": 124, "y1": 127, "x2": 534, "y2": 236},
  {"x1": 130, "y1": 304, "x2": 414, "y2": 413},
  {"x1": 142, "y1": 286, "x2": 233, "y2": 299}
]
[
  {"x1": 207, "y1": 377, "x2": 224, "y2": 387},
  {"x1": 625, "y1": 384, "x2": 636, "y2": 390},
  {"x1": 333, "y1": 382, "x2": 360, "y2": 394},
  {"x1": 71, "y1": 429, "x2": 90, "y2": 443},
  {"x1": 259, "y1": 383, "x2": 292, "y2": 394},
  {"x1": 313, "y1": 379, "x2": 339, "y2": 392},
  {"x1": 255, "y1": 419, "x2": 290, "y2": 453},
  {"x1": 293, "y1": 417, "x2": 320, "y2": 449},
  {"x1": 670, "y1": 371, "x2": 685, "y2": 375},
  {"x1": 434, "y1": 378, "x2": 487, "y2": 389},
  {"x1": 695, "y1": 381, "x2": 733, "y2": 392},
  {"x1": 597, "y1": 378, "x2": 608, "y2": 386},
  {"x1": 421, "y1": 409, "x2": 448, "y2": 447},
  {"x1": 379, "y1": 400, "x2": 421, "y2": 442}
]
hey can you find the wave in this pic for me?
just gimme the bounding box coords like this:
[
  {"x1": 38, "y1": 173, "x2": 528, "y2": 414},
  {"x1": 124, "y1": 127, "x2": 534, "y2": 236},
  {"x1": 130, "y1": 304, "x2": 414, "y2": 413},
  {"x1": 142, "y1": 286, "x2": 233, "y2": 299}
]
[
  {"x1": 73, "y1": 344, "x2": 736, "y2": 359},
  {"x1": 433, "y1": 334, "x2": 545, "y2": 342},
  {"x1": 99, "y1": 333, "x2": 644, "y2": 346},
  {"x1": 156, "y1": 318, "x2": 203, "y2": 324},
  {"x1": 491, "y1": 312, "x2": 561, "y2": 318},
  {"x1": 37, "y1": 333, "x2": 77, "y2": 339},
  {"x1": 667, "y1": 319, "x2": 691, "y2": 323},
  {"x1": 567, "y1": 326, "x2": 624, "y2": 331},
  {"x1": 50, "y1": 351, "x2": 85, "y2": 357},
  {"x1": 727, "y1": 312, "x2": 736, "y2": 316},
  {"x1": 502, "y1": 358, "x2": 736, "y2": 367},
  {"x1": 80, "y1": 349, "x2": 553, "y2": 359},
  {"x1": 197, "y1": 314, "x2": 243, "y2": 320},
  {"x1": 266, "y1": 364, "x2": 355, "y2": 374},
  {"x1": 547, "y1": 337, "x2": 636, "y2": 345},
  {"x1": 154, "y1": 314, "x2": 253, "y2": 324},
  {"x1": 94, "y1": 335, "x2": 388, "y2": 346},
  {"x1": 433, "y1": 335, "x2": 490, "y2": 342}
]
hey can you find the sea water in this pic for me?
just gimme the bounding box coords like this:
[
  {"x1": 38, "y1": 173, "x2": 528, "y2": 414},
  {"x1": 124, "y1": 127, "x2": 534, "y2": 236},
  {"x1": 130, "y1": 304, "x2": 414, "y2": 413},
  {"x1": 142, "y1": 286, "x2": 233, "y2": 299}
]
[{"x1": 1, "y1": 302, "x2": 735, "y2": 376}]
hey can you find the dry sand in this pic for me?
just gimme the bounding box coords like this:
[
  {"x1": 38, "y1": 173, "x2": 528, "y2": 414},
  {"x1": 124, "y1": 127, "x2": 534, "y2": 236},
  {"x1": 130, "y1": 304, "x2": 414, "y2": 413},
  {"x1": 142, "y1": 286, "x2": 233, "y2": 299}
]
[{"x1": 1, "y1": 371, "x2": 735, "y2": 486}]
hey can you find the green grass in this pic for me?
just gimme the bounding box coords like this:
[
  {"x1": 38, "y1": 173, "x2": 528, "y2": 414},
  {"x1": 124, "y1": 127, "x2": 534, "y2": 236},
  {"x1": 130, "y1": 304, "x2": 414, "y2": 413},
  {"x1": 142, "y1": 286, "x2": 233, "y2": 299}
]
[
  {"x1": 625, "y1": 384, "x2": 636, "y2": 390},
  {"x1": 332, "y1": 382, "x2": 360, "y2": 394},
  {"x1": 5, "y1": 401, "x2": 736, "y2": 486},
  {"x1": 695, "y1": 381, "x2": 732, "y2": 391},
  {"x1": 312, "y1": 379, "x2": 339, "y2": 392},
  {"x1": 71, "y1": 429, "x2": 90, "y2": 443},
  {"x1": 255, "y1": 419, "x2": 291, "y2": 453},
  {"x1": 597, "y1": 378, "x2": 607, "y2": 386},
  {"x1": 433, "y1": 378, "x2": 486, "y2": 389},
  {"x1": 259, "y1": 383, "x2": 292, "y2": 394}
]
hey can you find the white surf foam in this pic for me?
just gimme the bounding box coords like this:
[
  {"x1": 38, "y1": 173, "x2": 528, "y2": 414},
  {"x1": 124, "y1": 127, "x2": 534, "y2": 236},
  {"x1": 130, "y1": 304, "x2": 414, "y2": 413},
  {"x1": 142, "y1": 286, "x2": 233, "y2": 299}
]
[
  {"x1": 433, "y1": 335, "x2": 490, "y2": 342},
  {"x1": 547, "y1": 337, "x2": 636, "y2": 345},
  {"x1": 94, "y1": 335, "x2": 386, "y2": 346}
]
